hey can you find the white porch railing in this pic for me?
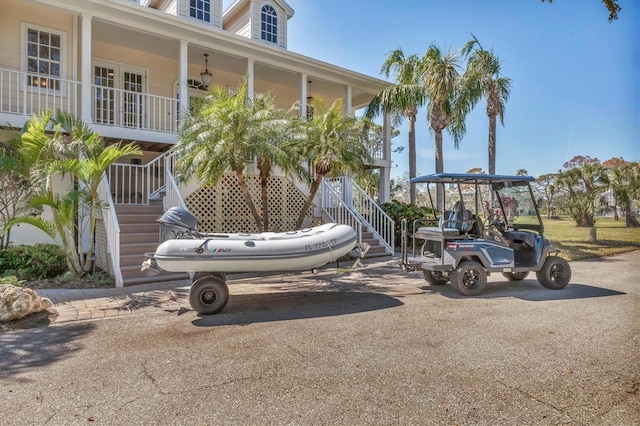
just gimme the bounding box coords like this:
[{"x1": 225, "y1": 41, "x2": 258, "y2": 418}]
[
  {"x1": 92, "y1": 84, "x2": 178, "y2": 133},
  {"x1": 322, "y1": 177, "x2": 395, "y2": 255},
  {"x1": 107, "y1": 152, "x2": 168, "y2": 204},
  {"x1": 0, "y1": 68, "x2": 177, "y2": 134},
  {"x1": 0, "y1": 68, "x2": 80, "y2": 117},
  {"x1": 98, "y1": 175, "x2": 124, "y2": 287}
]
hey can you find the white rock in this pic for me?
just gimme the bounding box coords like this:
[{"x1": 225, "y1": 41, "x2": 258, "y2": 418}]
[{"x1": 0, "y1": 285, "x2": 53, "y2": 322}]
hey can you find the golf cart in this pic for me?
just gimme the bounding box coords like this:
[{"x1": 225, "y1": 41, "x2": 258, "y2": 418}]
[{"x1": 400, "y1": 173, "x2": 571, "y2": 296}]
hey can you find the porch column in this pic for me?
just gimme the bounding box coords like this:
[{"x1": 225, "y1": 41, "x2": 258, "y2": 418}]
[
  {"x1": 300, "y1": 73, "x2": 308, "y2": 119},
  {"x1": 379, "y1": 112, "x2": 392, "y2": 203},
  {"x1": 80, "y1": 14, "x2": 92, "y2": 124},
  {"x1": 178, "y1": 40, "x2": 188, "y2": 123},
  {"x1": 247, "y1": 58, "x2": 254, "y2": 96},
  {"x1": 344, "y1": 85, "x2": 353, "y2": 115}
]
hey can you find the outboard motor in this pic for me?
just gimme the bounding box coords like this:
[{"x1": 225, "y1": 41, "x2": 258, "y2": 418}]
[{"x1": 158, "y1": 207, "x2": 199, "y2": 241}]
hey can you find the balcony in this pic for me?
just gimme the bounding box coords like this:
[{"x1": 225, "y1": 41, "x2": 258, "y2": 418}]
[{"x1": 0, "y1": 68, "x2": 179, "y2": 143}]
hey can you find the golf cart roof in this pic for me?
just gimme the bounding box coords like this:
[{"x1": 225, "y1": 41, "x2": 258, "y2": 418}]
[{"x1": 410, "y1": 173, "x2": 535, "y2": 184}]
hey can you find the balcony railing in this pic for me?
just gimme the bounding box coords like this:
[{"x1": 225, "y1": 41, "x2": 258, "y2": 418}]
[{"x1": 0, "y1": 68, "x2": 178, "y2": 135}]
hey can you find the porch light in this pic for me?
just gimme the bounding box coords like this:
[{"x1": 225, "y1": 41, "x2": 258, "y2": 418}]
[{"x1": 200, "y1": 53, "x2": 212, "y2": 87}]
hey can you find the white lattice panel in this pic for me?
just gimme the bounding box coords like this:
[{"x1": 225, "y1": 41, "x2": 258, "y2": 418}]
[{"x1": 186, "y1": 175, "x2": 314, "y2": 233}]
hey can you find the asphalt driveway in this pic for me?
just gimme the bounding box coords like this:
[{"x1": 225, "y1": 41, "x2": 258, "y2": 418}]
[{"x1": 1, "y1": 251, "x2": 638, "y2": 425}]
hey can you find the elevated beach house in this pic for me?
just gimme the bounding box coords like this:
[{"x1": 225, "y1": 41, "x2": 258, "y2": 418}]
[{"x1": 1, "y1": 0, "x2": 394, "y2": 285}]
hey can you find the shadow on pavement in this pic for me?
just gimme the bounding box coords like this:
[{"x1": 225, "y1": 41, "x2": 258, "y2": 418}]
[
  {"x1": 192, "y1": 291, "x2": 403, "y2": 327},
  {"x1": 422, "y1": 280, "x2": 626, "y2": 301},
  {"x1": 0, "y1": 322, "x2": 96, "y2": 380}
]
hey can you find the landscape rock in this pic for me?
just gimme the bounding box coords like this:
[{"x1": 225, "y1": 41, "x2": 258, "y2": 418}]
[{"x1": 0, "y1": 285, "x2": 53, "y2": 322}]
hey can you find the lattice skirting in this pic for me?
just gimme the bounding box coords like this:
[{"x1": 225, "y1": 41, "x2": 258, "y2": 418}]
[{"x1": 186, "y1": 174, "x2": 316, "y2": 233}]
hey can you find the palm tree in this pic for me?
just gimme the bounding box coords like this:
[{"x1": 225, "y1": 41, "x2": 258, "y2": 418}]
[
  {"x1": 252, "y1": 94, "x2": 306, "y2": 231},
  {"x1": 14, "y1": 111, "x2": 141, "y2": 275},
  {"x1": 294, "y1": 98, "x2": 371, "y2": 228},
  {"x1": 421, "y1": 44, "x2": 465, "y2": 209},
  {"x1": 52, "y1": 112, "x2": 141, "y2": 272},
  {"x1": 365, "y1": 49, "x2": 427, "y2": 204},
  {"x1": 459, "y1": 35, "x2": 512, "y2": 175},
  {"x1": 175, "y1": 79, "x2": 291, "y2": 232}
]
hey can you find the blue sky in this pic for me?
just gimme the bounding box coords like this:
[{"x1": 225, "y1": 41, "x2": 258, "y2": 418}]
[{"x1": 281, "y1": 0, "x2": 639, "y2": 180}]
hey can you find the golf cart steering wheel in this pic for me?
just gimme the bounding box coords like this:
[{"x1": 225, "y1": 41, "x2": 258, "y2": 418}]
[{"x1": 484, "y1": 213, "x2": 506, "y2": 233}]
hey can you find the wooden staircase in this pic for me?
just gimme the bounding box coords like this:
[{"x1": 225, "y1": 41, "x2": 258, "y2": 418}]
[
  {"x1": 360, "y1": 227, "x2": 390, "y2": 258},
  {"x1": 115, "y1": 202, "x2": 188, "y2": 286}
]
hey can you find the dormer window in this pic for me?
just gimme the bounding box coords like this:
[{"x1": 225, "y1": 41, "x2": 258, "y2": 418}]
[
  {"x1": 190, "y1": 0, "x2": 211, "y2": 23},
  {"x1": 260, "y1": 5, "x2": 278, "y2": 44}
]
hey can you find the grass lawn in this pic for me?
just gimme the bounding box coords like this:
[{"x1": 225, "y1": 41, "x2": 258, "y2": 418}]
[{"x1": 542, "y1": 216, "x2": 640, "y2": 261}]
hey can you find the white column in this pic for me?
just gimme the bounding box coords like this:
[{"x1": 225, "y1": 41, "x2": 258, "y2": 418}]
[
  {"x1": 344, "y1": 85, "x2": 353, "y2": 115},
  {"x1": 379, "y1": 112, "x2": 392, "y2": 203},
  {"x1": 80, "y1": 14, "x2": 92, "y2": 124},
  {"x1": 247, "y1": 58, "x2": 254, "y2": 96},
  {"x1": 300, "y1": 73, "x2": 308, "y2": 119},
  {"x1": 179, "y1": 40, "x2": 188, "y2": 123}
]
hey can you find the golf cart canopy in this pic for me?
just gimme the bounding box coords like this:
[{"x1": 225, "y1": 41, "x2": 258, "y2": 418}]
[{"x1": 410, "y1": 173, "x2": 535, "y2": 185}]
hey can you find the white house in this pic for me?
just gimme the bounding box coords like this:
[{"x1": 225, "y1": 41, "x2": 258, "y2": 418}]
[{"x1": 0, "y1": 0, "x2": 395, "y2": 285}]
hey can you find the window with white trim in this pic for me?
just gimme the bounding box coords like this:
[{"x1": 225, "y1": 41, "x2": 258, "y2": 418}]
[
  {"x1": 260, "y1": 5, "x2": 278, "y2": 44},
  {"x1": 190, "y1": 0, "x2": 211, "y2": 22},
  {"x1": 26, "y1": 26, "x2": 63, "y2": 90}
]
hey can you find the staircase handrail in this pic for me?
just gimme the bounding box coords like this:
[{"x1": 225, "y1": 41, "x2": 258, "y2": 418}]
[
  {"x1": 350, "y1": 179, "x2": 395, "y2": 254},
  {"x1": 321, "y1": 181, "x2": 363, "y2": 246},
  {"x1": 164, "y1": 151, "x2": 187, "y2": 211},
  {"x1": 323, "y1": 177, "x2": 394, "y2": 255},
  {"x1": 98, "y1": 175, "x2": 124, "y2": 287}
]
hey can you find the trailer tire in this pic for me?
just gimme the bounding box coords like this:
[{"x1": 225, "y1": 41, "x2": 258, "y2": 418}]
[
  {"x1": 451, "y1": 260, "x2": 487, "y2": 296},
  {"x1": 423, "y1": 270, "x2": 448, "y2": 285},
  {"x1": 537, "y1": 256, "x2": 571, "y2": 290},
  {"x1": 189, "y1": 275, "x2": 229, "y2": 315},
  {"x1": 502, "y1": 271, "x2": 529, "y2": 281}
]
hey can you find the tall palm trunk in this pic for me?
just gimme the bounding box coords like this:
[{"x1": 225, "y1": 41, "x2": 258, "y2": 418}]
[
  {"x1": 407, "y1": 108, "x2": 417, "y2": 204},
  {"x1": 488, "y1": 115, "x2": 497, "y2": 175},
  {"x1": 235, "y1": 169, "x2": 263, "y2": 232},
  {"x1": 434, "y1": 130, "x2": 444, "y2": 210},
  {"x1": 296, "y1": 174, "x2": 323, "y2": 229}
]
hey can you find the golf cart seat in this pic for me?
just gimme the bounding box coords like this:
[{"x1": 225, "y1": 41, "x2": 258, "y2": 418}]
[{"x1": 414, "y1": 201, "x2": 476, "y2": 240}]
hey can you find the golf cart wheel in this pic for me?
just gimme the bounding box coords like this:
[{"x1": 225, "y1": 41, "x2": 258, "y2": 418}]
[
  {"x1": 422, "y1": 270, "x2": 448, "y2": 285},
  {"x1": 451, "y1": 260, "x2": 487, "y2": 296},
  {"x1": 189, "y1": 275, "x2": 229, "y2": 315},
  {"x1": 502, "y1": 271, "x2": 529, "y2": 281},
  {"x1": 536, "y1": 256, "x2": 571, "y2": 290}
]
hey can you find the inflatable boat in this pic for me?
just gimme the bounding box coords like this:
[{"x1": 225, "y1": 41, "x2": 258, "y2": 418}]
[
  {"x1": 147, "y1": 221, "x2": 358, "y2": 273},
  {"x1": 141, "y1": 208, "x2": 359, "y2": 315}
]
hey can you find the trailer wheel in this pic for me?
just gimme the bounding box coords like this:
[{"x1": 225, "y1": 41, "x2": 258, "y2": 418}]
[
  {"x1": 193, "y1": 272, "x2": 226, "y2": 283},
  {"x1": 536, "y1": 257, "x2": 571, "y2": 290},
  {"x1": 189, "y1": 275, "x2": 229, "y2": 315},
  {"x1": 451, "y1": 260, "x2": 487, "y2": 296},
  {"x1": 502, "y1": 271, "x2": 529, "y2": 281},
  {"x1": 422, "y1": 270, "x2": 448, "y2": 285}
]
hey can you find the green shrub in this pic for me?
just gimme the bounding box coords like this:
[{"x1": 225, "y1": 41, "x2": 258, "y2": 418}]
[
  {"x1": 0, "y1": 244, "x2": 67, "y2": 280},
  {"x1": 381, "y1": 200, "x2": 437, "y2": 247}
]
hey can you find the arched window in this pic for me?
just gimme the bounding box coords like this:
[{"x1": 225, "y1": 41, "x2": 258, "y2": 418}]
[{"x1": 260, "y1": 5, "x2": 278, "y2": 44}]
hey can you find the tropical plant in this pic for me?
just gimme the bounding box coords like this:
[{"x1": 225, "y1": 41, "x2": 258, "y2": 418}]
[
  {"x1": 10, "y1": 111, "x2": 141, "y2": 276},
  {"x1": 459, "y1": 35, "x2": 512, "y2": 176},
  {"x1": 176, "y1": 79, "x2": 295, "y2": 232},
  {"x1": 605, "y1": 159, "x2": 640, "y2": 227},
  {"x1": 421, "y1": 44, "x2": 466, "y2": 209},
  {"x1": 365, "y1": 49, "x2": 427, "y2": 204},
  {"x1": 555, "y1": 156, "x2": 608, "y2": 226},
  {"x1": 0, "y1": 130, "x2": 38, "y2": 249},
  {"x1": 533, "y1": 173, "x2": 559, "y2": 218},
  {"x1": 293, "y1": 98, "x2": 371, "y2": 228},
  {"x1": 541, "y1": 0, "x2": 621, "y2": 22}
]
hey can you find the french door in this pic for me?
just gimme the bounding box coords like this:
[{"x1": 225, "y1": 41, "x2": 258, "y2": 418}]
[{"x1": 94, "y1": 62, "x2": 146, "y2": 128}]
